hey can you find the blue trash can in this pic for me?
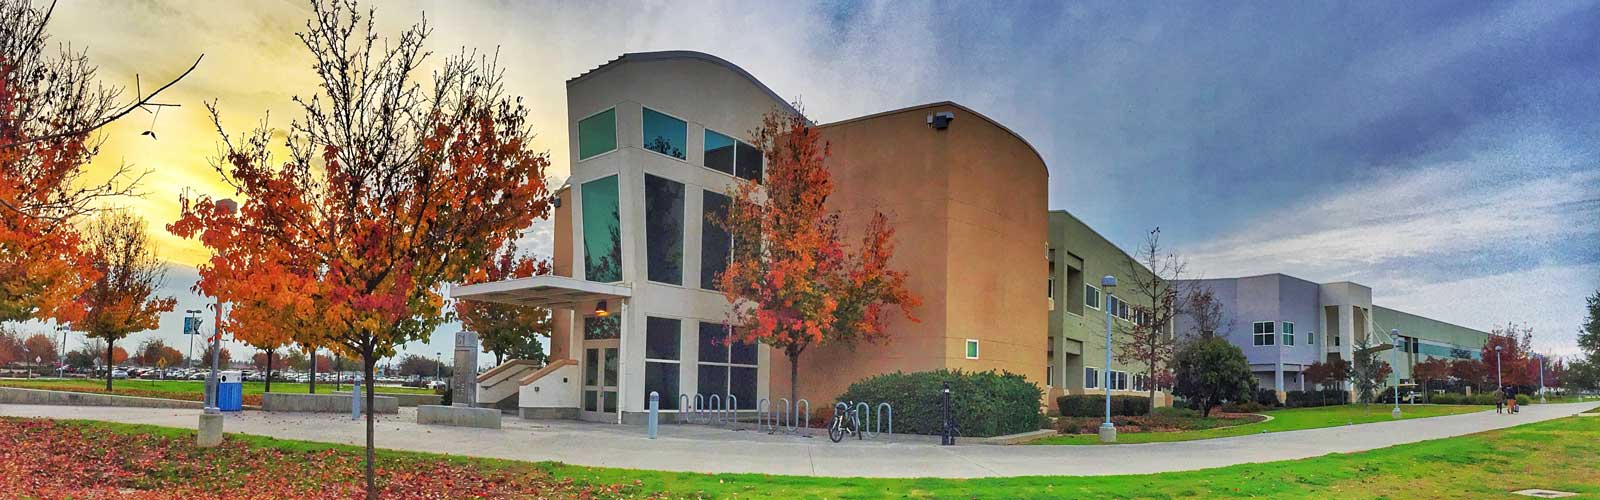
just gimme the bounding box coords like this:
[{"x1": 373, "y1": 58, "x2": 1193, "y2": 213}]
[{"x1": 218, "y1": 370, "x2": 243, "y2": 411}]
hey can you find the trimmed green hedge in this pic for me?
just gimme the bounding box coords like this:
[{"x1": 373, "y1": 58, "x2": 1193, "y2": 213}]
[
  {"x1": 1285, "y1": 389, "x2": 1347, "y2": 408},
  {"x1": 1056, "y1": 395, "x2": 1151, "y2": 417},
  {"x1": 1430, "y1": 392, "x2": 1519, "y2": 405},
  {"x1": 837, "y1": 369, "x2": 1042, "y2": 438}
]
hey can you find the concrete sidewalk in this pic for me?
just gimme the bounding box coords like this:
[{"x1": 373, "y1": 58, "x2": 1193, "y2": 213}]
[{"x1": 2, "y1": 401, "x2": 1595, "y2": 478}]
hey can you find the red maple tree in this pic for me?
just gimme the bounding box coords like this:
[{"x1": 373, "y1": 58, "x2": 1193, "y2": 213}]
[
  {"x1": 716, "y1": 107, "x2": 920, "y2": 403},
  {"x1": 1481, "y1": 322, "x2": 1536, "y2": 387},
  {"x1": 168, "y1": 3, "x2": 551, "y2": 496}
]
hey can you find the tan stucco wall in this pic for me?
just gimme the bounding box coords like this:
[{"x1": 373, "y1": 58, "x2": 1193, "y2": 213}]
[
  {"x1": 768, "y1": 103, "x2": 1049, "y2": 405},
  {"x1": 550, "y1": 188, "x2": 573, "y2": 362}
]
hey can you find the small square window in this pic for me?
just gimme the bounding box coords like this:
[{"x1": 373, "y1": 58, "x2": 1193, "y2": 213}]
[
  {"x1": 642, "y1": 107, "x2": 687, "y2": 160},
  {"x1": 577, "y1": 108, "x2": 616, "y2": 160},
  {"x1": 1084, "y1": 367, "x2": 1099, "y2": 389},
  {"x1": 1085, "y1": 285, "x2": 1101, "y2": 310},
  {"x1": 965, "y1": 339, "x2": 980, "y2": 359}
]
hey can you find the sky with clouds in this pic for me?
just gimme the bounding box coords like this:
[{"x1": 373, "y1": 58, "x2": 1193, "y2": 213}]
[{"x1": 19, "y1": 0, "x2": 1598, "y2": 365}]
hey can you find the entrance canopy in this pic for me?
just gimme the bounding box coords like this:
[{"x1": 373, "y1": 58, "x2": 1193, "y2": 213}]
[{"x1": 451, "y1": 275, "x2": 631, "y2": 309}]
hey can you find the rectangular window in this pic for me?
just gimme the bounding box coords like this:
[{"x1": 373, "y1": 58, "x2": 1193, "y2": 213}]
[
  {"x1": 645, "y1": 317, "x2": 680, "y2": 360},
  {"x1": 1119, "y1": 300, "x2": 1130, "y2": 320},
  {"x1": 700, "y1": 191, "x2": 731, "y2": 291},
  {"x1": 703, "y1": 129, "x2": 736, "y2": 175},
  {"x1": 965, "y1": 339, "x2": 980, "y2": 359},
  {"x1": 1107, "y1": 295, "x2": 1120, "y2": 317},
  {"x1": 1332, "y1": 335, "x2": 1341, "y2": 347},
  {"x1": 642, "y1": 107, "x2": 686, "y2": 160},
  {"x1": 697, "y1": 321, "x2": 757, "y2": 410},
  {"x1": 1085, "y1": 285, "x2": 1101, "y2": 310},
  {"x1": 581, "y1": 176, "x2": 622, "y2": 282},
  {"x1": 583, "y1": 315, "x2": 619, "y2": 340},
  {"x1": 1307, "y1": 331, "x2": 1315, "y2": 346},
  {"x1": 1282, "y1": 322, "x2": 1295, "y2": 346},
  {"x1": 577, "y1": 108, "x2": 616, "y2": 160},
  {"x1": 644, "y1": 362, "x2": 679, "y2": 410},
  {"x1": 1252, "y1": 321, "x2": 1276, "y2": 346},
  {"x1": 644, "y1": 174, "x2": 684, "y2": 285},
  {"x1": 1084, "y1": 367, "x2": 1099, "y2": 389},
  {"x1": 698, "y1": 322, "x2": 729, "y2": 365},
  {"x1": 735, "y1": 141, "x2": 762, "y2": 183}
]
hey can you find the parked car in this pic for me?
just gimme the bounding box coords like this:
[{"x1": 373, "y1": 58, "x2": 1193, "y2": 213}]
[{"x1": 110, "y1": 370, "x2": 129, "y2": 379}]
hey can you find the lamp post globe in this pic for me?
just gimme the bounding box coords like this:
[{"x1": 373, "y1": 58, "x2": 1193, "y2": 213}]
[{"x1": 1098, "y1": 275, "x2": 1117, "y2": 443}]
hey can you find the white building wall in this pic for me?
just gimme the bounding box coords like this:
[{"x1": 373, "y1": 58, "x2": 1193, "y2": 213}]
[{"x1": 562, "y1": 54, "x2": 785, "y2": 417}]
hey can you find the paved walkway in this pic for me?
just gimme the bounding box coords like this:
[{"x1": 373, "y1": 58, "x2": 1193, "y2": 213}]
[{"x1": 3, "y1": 401, "x2": 1595, "y2": 478}]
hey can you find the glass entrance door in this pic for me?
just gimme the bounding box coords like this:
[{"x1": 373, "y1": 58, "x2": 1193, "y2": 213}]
[{"x1": 581, "y1": 341, "x2": 619, "y2": 420}]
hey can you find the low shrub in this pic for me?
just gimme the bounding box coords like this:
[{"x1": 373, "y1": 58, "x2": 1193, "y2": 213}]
[
  {"x1": 1255, "y1": 388, "x2": 1280, "y2": 407},
  {"x1": 1056, "y1": 395, "x2": 1152, "y2": 417},
  {"x1": 837, "y1": 369, "x2": 1043, "y2": 438},
  {"x1": 1219, "y1": 401, "x2": 1268, "y2": 414},
  {"x1": 1432, "y1": 393, "x2": 1461, "y2": 404},
  {"x1": 1515, "y1": 394, "x2": 1532, "y2": 406},
  {"x1": 1151, "y1": 406, "x2": 1199, "y2": 419},
  {"x1": 1285, "y1": 389, "x2": 1347, "y2": 408},
  {"x1": 1054, "y1": 413, "x2": 1262, "y2": 435}
]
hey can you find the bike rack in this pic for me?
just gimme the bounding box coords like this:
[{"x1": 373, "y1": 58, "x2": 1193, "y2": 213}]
[
  {"x1": 726, "y1": 394, "x2": 738, "y2": 426},
  {"x1": 826, "y1": 400, "x2": 892, "y2": 440},
  {"x1": 877, "y1": 402, "x2": 893, "y2": 437},
  {"x1": 678, "y1": 394, "x2": 691, "y2": 423},
  {"x1": 795, "y1": 399, "x2": 810, "y2": 434}
]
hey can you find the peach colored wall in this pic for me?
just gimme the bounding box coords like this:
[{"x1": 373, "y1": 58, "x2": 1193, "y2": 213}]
[{"x1": 768, "y1": 103, "x2": 1048, "y2": 406}]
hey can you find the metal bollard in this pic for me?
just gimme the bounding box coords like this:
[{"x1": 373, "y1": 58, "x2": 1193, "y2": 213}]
[
  {"x1": 940, "y1": 382, "x2": 953, "y2": 446},
  {"x1": 351, "y1": 378, "x2": 362, "y2": 421},
  {"x1": 648, "y1": 391, "x2": 659, "y2": 439}
]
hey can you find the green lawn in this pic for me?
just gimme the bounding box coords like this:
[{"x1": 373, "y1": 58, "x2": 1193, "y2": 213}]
[
  {"x1": 48, "y1": 414, "x2": 1600, "y2": 499},
  {"x1": 1032, "y1": 404, "x2": 1487, "y2": 445},
  {"x1": 0, "y1": 377, "x2": 434, "y2": 396}
]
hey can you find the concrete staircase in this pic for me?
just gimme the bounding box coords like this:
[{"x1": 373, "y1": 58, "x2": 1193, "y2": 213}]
[{"x1": 475, "y1": 359, "x2": 541, "y2": 412}]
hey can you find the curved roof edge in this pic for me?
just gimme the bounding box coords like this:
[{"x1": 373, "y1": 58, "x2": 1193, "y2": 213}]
[
  {"x1": 568, "y1": 51, "x2": 799, "y2": 115},
  {"x1": 817, "y1": 101, "x2": 1048, "y2": 172}
]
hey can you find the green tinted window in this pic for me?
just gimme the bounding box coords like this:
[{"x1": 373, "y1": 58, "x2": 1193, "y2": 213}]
[
  {"x1": 582, "y1": 176, "x2": 622, "y2": 282},
  {"x1": 578, "y1": 109, "x2": 616, "y2": 160},
  {"x1": 704, "y1": 129, "x2": 735, "y2": 174},
  {"x1": 642, "y1": 108, "x2": 686, "y2": 160}
]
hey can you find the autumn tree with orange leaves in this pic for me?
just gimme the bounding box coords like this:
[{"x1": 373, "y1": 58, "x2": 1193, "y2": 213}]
[
  {"x1": 0, "y1": 0, "x2": 198, "y2": 324},
  {"x1": 168, "y1": 2, "x2": 551, "y2": 496},
  {"x1": 455, "y1": 242, "x2": 552, "y2": 365},
  {"x1": 716, "y1": 107, "x2": 919, "y2": 404},
  {"x1": 76, "y1": 211, "x2": 174, "y2": 390}
]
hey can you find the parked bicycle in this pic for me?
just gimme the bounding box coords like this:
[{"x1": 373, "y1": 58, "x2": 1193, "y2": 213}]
[{"x1": 828, "y1": 404, "x2": 861, "y2": 442}]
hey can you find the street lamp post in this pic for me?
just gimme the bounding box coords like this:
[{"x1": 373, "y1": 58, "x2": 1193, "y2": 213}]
[
  {"x1": 1099, "y1": 275, "x2": 1118, "y2": 444},
  {"x1": 56, "y1": 323, "x2": 68, "y2": 369},
  {"x1": 1537, "y1": 355, "x2": 1546, "y2": 404},
  {"x1": 1493, "y1": 345, "x2": 1503, "y2": 401},
  {"x1": 203, "y1": 199, "x2": 236, "y2": 415},
  {"x1": 435, "y1": 352, "x2": 443, "y2": 383},
  {"x1": 1390, "y1": 330, "x2": 1401, "y2": 419}
]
